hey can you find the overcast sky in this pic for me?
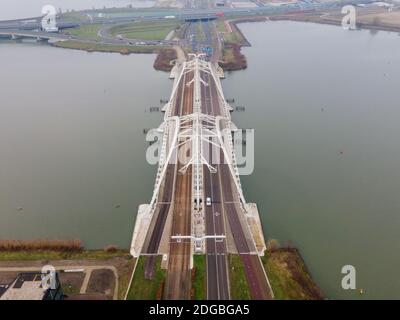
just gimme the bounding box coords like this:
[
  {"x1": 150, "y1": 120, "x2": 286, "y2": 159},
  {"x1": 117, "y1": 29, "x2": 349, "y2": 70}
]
[{"x1": 0, "y1": 0, "x2": 154, "y2": 20}]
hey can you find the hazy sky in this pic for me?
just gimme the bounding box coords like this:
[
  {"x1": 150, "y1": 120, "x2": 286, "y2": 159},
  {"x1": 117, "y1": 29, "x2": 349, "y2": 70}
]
[{"x1": 0, "y1": 0, "x2": 154, "y2": 20}]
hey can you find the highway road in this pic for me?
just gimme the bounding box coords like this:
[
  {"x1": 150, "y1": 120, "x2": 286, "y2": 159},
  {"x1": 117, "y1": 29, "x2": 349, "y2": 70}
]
[
  {"x1": 0, "y1": 29, "x2": 72, "y2": 41},
  {"x1": 221, "y1": 162, "x2": 272, "y2": 300},
  {"x1": 0, "y1": 27, "x2": 179, "y2": 48},
  {"x1": 0, "y1": 0, "x2": 350, "y2": 29},
  {"x1": 201, "y1": 71, "x2": 230, "y2": 300},
  {"x1": 204, "y1": 67, "x2": 273, "y2": 300}
]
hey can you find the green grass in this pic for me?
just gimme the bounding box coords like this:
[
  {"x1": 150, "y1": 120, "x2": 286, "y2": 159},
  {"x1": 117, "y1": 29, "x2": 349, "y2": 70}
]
[
  {"x1": 222, "y1": 30, "x2": 239, "y2": 44},
  {"x1": 117, "y1": 258, "x2": 137, "y2": 300},
  {"x1": 60, "y1": 12, "x2": 91, "y2": 23},
  {"x1": 262, "y1": 249, "x2": 323, "y2": 300},
  {"x1": 126, "y1": 256, "x2": 166, "y2": 300},
  {"x1": 110, "y1": 20, "x2": 181, "y2": 40},
  {"x1": 216, "y1": 20, "x2": 227, "y2": 33},
  {"x1": 0, "y1": 250, "x2": 130, "y2": 261},
  {"x1": 216, "y1": 19, "x2": 246, "y2": 45},
  {"x1": 228, "y1": 254, "x2": 251, "y2": 300},
  {"x1": 62, "y1": 24, "x2": 103, "y2": 39},
  {"x1": 264, "y1": 255, "x2": 290, "y2": 300},
  {"x1": 61, "y1": 282, "x2": 81, "y2": 296},
  {"x1": 192, "y1": 255, "x2": 206, "y2": 300},
  {"x1": 53, "y1": 40, "x2": 163, "y2": 54}
]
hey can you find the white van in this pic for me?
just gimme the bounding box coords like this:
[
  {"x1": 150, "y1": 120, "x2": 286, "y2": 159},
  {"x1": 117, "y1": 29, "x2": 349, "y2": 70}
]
[{"x1": 206, "y1": 197, "x2": 212, "y2": 206}]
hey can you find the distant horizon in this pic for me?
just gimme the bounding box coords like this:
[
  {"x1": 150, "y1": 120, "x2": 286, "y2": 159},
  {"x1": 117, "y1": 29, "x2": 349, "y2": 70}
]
[{"x1": 0, "y1": 0, "x2": 155, "y2": 21}]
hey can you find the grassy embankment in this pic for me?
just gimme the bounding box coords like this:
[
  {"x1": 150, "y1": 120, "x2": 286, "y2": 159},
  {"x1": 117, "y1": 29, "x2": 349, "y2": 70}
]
[
  {"x1": 62, "y1": 24, "x2": 103, "y2": 39},
  {"x1": 60, "y1": 11, "x2": 92, "y2": 22},
  {"x1": 54, "y1": 40, "x2": 175, "y2": 71},
  {"x1": 216, "y1": 19, "x2": 248, "y2": 71},
  {"x1": 109, "y1": 20, "x2": 182, "y2": 40},
  {"x1": 217, "y1": 19, "x2": 242, "y2": 44},
  {"x1": 263, "y1": 245, "x2": 323, "y2": 300},
  {"x1": 0, "y1": 239, "x2": 82, "y2": 252},
  {"x1": 228, "y1": 246, "x2": 322, "y2": 300},
  {"x1": 191, "y1": 255, "x2": 206, "y2": 300},
  {"x1": 216, "y1": 19, "x2": 226, "y2": 34},
  {"x1": 55, "y1": 20, "x2": 181, "y2": 60},
  {"x1": 0, "y1": 249, "x2": 130, "y2": 261},
  {"x1": 228, "y1": 254, "x2": 252, "y2": 300},
  {"x1": 0, "y1": 239, "x2": 131, "y2": 261},
  {"x1": 61, "y1": 19, "x2": 181, "y2": 41},
  {"x1": 53, "y1": 40, "x2": 164, "y2": 54},
  {"x1": 153, "y1": 47, "x2": 177, "y2": 71},
  {"x1": 126, "y1": 256, "x2": 166, "y2": 300}
]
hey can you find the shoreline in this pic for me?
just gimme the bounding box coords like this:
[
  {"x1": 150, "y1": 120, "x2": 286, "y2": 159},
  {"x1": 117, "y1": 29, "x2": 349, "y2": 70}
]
[
  {"x1": 7, "y1": 9, "x2": 396, "y2": 73},
  {"x1": 52, "y1": 40, "x2": 177, "y2": 72},
  {"x1": 0, "y1": 244, "x2": 322, "y2": 300},
  {"x1": 218, "y1": 10, "x2": 400, "y2": 71},
  {"x1": 268, "y1": 12, "x2": 400, "y2": 34}
]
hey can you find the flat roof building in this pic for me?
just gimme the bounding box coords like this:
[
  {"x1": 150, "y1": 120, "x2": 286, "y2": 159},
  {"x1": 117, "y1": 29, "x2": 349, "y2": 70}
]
[{"x1": 0, "y1": 272, "x2": 63, "y2": 300}]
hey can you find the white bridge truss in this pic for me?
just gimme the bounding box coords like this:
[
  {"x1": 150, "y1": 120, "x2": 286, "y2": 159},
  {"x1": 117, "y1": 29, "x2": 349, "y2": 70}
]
[
  {"x1": 171, "y1": 235, "x2": 226, "y2": 241},
  {"x1": 148, "y1": 54, "x2": 246, "y2": 216}
]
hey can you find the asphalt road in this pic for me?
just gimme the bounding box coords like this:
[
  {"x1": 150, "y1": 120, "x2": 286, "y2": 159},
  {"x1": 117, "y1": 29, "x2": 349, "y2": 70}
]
[
  {"x1": 205, "y1": 68, "x2": 273, "y2": 300},
  {"x1": 202, "y1": 71, "x2": 230, "y2": 300}
]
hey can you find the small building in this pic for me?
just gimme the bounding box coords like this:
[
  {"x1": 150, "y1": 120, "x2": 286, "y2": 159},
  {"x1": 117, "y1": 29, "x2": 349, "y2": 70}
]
[{"x1": 0, "y1": 272, "x2": 63, "y2": 300}]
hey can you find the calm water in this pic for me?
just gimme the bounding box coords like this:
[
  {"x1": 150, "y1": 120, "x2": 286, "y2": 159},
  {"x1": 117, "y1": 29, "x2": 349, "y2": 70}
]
[
  {"x1": 222, "y1": 21, "x2": 400, "y2": 299},
  {"x1": 0, "y1": 0, "x2": 155, "y2": 21},
  {"x1": 0, "y1": 41, "x2": 170, "y2": 249},
  {"x1": 0, "y1": 21, "x2": 399, "y2": 299}
]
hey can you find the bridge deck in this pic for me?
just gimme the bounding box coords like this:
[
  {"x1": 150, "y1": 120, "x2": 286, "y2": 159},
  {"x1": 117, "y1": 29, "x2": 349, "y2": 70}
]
[
  {"x1": 137, "y1": 56, "x2": 272, "y2": 300},
  {"x1": 163, "y1": 70, "x2": 194, "y2": 300}
]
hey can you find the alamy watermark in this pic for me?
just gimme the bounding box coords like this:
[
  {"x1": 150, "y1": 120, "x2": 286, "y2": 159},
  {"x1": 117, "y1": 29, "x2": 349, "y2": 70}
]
[
  {"x1": 41, "y1": 265, "x2": 57, "y2": 290},
  {"x1": 341, "y1": 5, "x2": 357, "y2": 30},
  {"x1": 41, "y1": 5, "x2": 58, "y2": 32},
  {"x1": 341, "y1": 265, "x2": 356, "y2": 290}
]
